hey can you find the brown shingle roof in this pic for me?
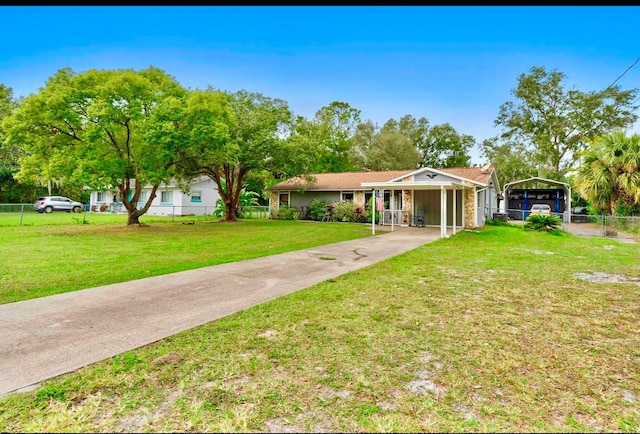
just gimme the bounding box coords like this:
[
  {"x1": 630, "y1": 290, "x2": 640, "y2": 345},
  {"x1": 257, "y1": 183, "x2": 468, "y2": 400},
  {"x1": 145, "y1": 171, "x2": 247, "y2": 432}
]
[
  {"x1": 269, "y1": 170, "x2": 414, "y2": 191},
  {"x1": 268, "y1": 166, "x2": 495, "y2": 191},
  {"x1": 439, "y1": 166, "x2": 494, "y2": 184}
]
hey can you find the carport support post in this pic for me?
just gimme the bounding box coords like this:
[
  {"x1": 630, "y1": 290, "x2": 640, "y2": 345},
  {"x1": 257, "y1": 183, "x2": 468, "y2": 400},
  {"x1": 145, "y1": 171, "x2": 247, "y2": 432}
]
[
  {"x1": 440, "y1": 186, "x2": 447, "y2": 238},
  {"x1": 371, "y1": 188, "x2": 376, "y2": 235}
]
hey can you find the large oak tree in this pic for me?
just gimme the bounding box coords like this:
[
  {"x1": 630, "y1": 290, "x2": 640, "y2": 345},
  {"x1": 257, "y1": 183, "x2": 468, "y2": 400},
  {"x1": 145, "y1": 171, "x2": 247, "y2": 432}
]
[
  {"x1": 163, "y1": 88, "x2": 298, "y2": 222},
  {"x1": 3, "y1": 67, "x2": 187, "y2": 225},
  {"x1": 491, "y1": 66, "x2": 638, "y2": 180}
]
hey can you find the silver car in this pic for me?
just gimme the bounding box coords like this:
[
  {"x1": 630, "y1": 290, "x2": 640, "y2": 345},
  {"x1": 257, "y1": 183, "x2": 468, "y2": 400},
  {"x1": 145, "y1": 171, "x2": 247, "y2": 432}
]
[{"x1": 34, "y1": 196, "x2": 84, "y2": 213}]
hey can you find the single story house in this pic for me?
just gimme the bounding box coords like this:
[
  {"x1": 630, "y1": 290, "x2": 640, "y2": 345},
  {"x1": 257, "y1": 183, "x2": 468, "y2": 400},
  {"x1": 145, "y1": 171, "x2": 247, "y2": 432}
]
[
  {"x1": 88, "y1": 176, "x2": 221, "y2": 216},
  {"x1": 268, "y1": 165, "x2": 500, "y2": 238}
]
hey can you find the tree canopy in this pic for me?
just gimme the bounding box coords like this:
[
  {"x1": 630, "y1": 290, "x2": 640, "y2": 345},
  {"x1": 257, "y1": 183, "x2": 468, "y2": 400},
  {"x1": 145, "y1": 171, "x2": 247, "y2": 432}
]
[
  {"x1": 573, "y1": 131, "x2": 640, "y2": 215},
  {"x1": 3, "y1": 66, "x2": 187, "y2": 224},
  {"x1": 490, "y1": 66, "x2": 638, "y2": 180},
  {"x1": 350, "y1": 120, "x2": 422, "y2": 171},
  {"x1": 164, "y1": 88, "x2": 302, "y2": 221}
]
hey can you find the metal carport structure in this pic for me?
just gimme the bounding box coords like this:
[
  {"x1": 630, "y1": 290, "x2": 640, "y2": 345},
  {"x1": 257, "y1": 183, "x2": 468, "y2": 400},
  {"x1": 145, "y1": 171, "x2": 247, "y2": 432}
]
[{"x1": 502, "y1": 177, "x2": 572, "y2": 223}]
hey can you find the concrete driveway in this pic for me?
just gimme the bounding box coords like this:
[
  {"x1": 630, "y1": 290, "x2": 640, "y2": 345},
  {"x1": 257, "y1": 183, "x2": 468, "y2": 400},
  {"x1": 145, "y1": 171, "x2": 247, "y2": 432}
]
[{"x1": 0, "y1": 226, "x2": 441, "y2": 396}]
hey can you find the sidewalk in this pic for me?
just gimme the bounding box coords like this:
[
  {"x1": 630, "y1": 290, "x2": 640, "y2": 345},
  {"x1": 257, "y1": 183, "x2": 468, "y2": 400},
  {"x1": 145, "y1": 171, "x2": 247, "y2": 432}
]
[{"x1": 0, "y1": 226, "x2": 441, "y2": 396}]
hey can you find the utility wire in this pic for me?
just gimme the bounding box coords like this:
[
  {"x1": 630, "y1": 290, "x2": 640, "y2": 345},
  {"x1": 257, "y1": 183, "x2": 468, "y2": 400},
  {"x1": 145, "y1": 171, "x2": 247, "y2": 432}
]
[{"x1": 602, "y1": 57, "x2": 640, "y2": 93}]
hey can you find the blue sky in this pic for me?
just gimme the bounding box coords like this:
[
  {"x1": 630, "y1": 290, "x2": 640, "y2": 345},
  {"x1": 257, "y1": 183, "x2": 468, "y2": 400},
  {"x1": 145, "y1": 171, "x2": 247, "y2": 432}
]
[{"x1": 2, "y1": 6, "x2": 639, "y2": 164}]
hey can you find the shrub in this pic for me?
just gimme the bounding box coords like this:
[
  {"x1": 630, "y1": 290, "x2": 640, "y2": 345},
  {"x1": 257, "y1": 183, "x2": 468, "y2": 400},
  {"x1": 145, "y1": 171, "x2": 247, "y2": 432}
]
[
  {"x1": 354, "y1": 206, "x2": 367, "y2": 223},
  {"x1": 298, "y1": 206, "x2": 311, "y2": 220},
  {"x1": 275, "y1": 205, "x2": 300, "y2": 220},
  {"x1": 309, "y1": 199, "x2": 331, "y2": 221},
  {"x1": 524, "y1": 213, "x2": 562, "y2": 232},
  {"x1": 331, "y1": 200, "x2": 358, "y2": 222}
]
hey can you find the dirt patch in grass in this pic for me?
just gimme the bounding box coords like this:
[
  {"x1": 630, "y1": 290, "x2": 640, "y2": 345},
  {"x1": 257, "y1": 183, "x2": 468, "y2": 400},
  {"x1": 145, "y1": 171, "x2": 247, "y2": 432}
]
[{"x1": 575, "y1": 272, "x2": 640, "y2": 285}]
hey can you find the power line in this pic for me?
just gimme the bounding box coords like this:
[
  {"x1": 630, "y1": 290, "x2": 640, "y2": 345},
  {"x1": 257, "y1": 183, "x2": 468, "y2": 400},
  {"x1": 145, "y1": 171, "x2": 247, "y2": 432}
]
[{"x1": 603, "y1": 57, "x2": 640, "y2": 92}]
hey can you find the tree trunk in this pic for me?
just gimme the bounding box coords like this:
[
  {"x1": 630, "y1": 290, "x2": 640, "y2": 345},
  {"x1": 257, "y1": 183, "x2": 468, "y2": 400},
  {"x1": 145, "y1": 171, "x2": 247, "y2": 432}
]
[
  {"x1": 127, "y1": 210, "x2": 141, "y2": 225},
  {"x1": 223, "y1": 196, "x2": 239, "y2": 221},
  {"x1": 217, "y1": 166, "x2": 245, "y2": 222},
  {"x1": 119, "y1": 179, "x2": 158, "y2": 225}
]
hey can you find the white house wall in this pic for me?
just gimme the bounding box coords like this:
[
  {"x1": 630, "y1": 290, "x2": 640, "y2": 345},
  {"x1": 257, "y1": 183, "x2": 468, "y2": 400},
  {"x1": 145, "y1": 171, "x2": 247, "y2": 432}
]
[
  {"x1": 476, "y1": 188, "x2": 499, "y2": 226},
  {"x1": 413, "y1": 170, "x2": 458, "y2": 183},
  {"x1": 89, "y1": 178, "x2": 221, "y2": 216}
]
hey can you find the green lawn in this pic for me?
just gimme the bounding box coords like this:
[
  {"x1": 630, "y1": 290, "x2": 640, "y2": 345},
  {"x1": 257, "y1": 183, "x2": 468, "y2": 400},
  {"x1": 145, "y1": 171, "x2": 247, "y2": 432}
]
[
  {"x1": 1, "y1": 224, "x2": 639, "y2": 432},
  {"x1": 0, "y1": 210, "x2": 218, "y2": 227},
  {"x1": 0, "y1": 218, "x2": 373, "y2": 304}
]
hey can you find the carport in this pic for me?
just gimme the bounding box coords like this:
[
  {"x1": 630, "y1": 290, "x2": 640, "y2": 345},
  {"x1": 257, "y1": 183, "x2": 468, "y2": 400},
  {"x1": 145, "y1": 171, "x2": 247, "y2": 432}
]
[{"x1": 502, "y1": 177, "x2": 572, "y2": 223}]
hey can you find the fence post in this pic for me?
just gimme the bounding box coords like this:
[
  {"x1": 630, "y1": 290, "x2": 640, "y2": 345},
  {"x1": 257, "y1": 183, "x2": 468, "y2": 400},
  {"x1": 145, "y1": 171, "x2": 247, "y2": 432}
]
[{"x1": 19, "y1": 204, "x2": 24, "y2": 226}]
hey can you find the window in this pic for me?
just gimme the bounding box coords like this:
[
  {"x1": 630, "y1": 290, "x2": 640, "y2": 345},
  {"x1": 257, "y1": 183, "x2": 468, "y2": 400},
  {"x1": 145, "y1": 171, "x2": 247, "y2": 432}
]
[
  {"x1": 138, "y1": 191, "x2": 147, "y2": 204},
  {"x1": 96, "y1": 192, "x2": 104, "y2": 203},
  {"x1": 341, "y1": 192, "x2": 354, "y2": 202},
  {"x1": 191, "y1": 190, "x2": 202, "y2": 202},
  {"x1": 161, "y1": 191, "x2": 173, "y2": 204},
  {"x1": 279, "y1": 192, "x2": 289, "y2": 207}
]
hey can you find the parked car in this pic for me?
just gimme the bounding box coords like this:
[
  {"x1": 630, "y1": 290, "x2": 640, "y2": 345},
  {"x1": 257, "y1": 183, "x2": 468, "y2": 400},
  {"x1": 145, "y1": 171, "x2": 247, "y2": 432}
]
[
  {"x1": 571, "y1": 206, "x2": 591, "y2": 223},
  {"x1": 529, "y1": 204, "x2": 551, "y2": 215},
  {"x1": 34, "y1": 196, "x2": 84, "y2": 213}
]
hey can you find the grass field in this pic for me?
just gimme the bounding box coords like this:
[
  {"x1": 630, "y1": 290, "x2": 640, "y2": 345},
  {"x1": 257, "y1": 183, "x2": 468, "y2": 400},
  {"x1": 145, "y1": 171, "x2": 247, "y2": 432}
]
[
  {"x1": 0, "y1": 218, "x2": 373, "y2": 304},
  {"x1": 0, "y1": 209, "x2": 220, "y2": 227},
  {"x1": 1, "y1": 223, "x2": 639, "y2": 432}
]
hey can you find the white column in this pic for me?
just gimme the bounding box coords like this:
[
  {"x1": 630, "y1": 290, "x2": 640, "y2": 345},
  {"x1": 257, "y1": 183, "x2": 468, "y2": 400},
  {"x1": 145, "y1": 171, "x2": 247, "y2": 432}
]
[
  {"x1": 391, "y1": 189, "x2": 395, "y2": 232},
  {"x1": 371, "y1": 188, "x2": 376, "y2": 235},
  {"x1": 440, "y1": 186, "x2": 447, "y2": 238}
]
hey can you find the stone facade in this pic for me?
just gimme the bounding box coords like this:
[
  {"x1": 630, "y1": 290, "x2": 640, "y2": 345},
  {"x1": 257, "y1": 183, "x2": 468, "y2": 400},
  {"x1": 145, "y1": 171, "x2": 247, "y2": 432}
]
[
  {"x1": 464, "y1": 189, "x2": 476, "y2": 229},
  {"x1": 269, "y1": 191, "x2": 279, "y2": 219},
  {"x1": 402, "y1": 189, "x2": 412, "y2": 225}
]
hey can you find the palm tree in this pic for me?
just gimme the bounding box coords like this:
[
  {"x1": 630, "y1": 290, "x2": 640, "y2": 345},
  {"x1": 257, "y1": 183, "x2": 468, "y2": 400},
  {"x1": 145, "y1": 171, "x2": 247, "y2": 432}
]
[{"x1": 574, "y1": 131, "x2": 640, "y2": 215}]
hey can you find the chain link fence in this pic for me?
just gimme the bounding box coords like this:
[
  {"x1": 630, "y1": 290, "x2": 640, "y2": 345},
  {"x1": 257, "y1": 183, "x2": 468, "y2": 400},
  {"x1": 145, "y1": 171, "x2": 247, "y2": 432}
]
[
  {"x1": 495, "y1": 207, "x2": 639, "y2": 241},
  {"x1": 0, "y1": 204, "x2": 270, "y2": 226},
  {"x1": 562, "y1": 214, "x2": 640, "y2": 241}
]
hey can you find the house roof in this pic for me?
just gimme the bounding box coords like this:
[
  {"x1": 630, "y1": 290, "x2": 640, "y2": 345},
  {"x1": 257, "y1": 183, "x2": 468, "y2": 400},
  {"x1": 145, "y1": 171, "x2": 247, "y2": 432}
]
[
  {"x1": 439, "y1": 166, "x2": 495, "y2": 185},
  {"x1": 268, "y1": 170, "x2": 415, "y2": 191},
  {"x1": 269, "y1": 165, "x2": 495, "y2": 191}
]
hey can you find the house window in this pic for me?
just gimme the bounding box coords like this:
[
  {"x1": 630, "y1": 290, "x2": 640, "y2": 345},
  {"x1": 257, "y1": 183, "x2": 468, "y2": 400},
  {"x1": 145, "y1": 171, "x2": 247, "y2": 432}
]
[
  {"x1": 342, "y1": 192, "x2": 354, "y2": 202},
  {"x1": 191, "y1": 190, "x2": 202, "y2": 203},
  {"x1": 138, "y1": 191, "x2": 147, "y2": 204},
  {"x1": 161, "y1": 191, "x2": 173, "y2": 204},
  {"x1": 279, "y1": 192, "x2": 289, "y2": 207},
  {"x1": 96, "y1": 192, "x2": 104, "y2": 203}
]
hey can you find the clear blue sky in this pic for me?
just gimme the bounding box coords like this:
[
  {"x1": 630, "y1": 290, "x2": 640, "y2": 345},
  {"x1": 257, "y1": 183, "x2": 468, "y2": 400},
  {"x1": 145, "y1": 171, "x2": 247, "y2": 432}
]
[{"x1": 2, "y1": 5, "x2": 639, "y2": 164}]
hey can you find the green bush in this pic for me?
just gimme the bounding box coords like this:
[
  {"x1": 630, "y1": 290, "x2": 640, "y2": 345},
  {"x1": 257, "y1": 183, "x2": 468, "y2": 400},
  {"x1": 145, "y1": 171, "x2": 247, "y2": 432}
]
[
  {"x1": 524, "y1": 213, "x2": 562, "y2": 232},
  {"x1": 275, "y1": 205, "x2": 300, "y2": 220},
  {"x1": 331, "y1": 200, "x2": 358, "y2": 222},
  {"x1": 309, "y1": 199, "x2": 331, "y2": 221}
]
